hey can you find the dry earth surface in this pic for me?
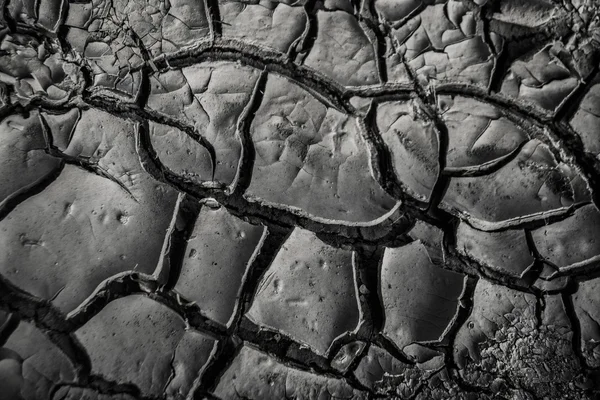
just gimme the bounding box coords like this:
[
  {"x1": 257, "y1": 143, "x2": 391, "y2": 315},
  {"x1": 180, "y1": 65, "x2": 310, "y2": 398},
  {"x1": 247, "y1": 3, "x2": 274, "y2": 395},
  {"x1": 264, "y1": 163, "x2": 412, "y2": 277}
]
[{"x1": 2, "y1": 0, "x2": 600, "y2": 399}]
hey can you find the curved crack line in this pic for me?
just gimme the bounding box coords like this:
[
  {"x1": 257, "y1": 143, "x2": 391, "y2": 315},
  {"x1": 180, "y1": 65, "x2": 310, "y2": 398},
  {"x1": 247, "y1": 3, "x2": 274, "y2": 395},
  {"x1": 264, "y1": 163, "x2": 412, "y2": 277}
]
[
  {"x1": 451, "y1": 200, "x2": 592, "y2": 232},
  {"x1": 359, "y1": 102, "x2": 421, "y2": 205},
  {"x1": 396, "y1": 59, "x2": 451, "y2": 218},
  {"x1": 154, "y1": 193, "x2": 202, "y2": 290},
  {"x1": 46, "y1": 149, "x2": 140, "y2": 202},
  {"x1": 560, "y1": 281, "x2": 596, "y2": 372},
  {"x1": 0, "y1": 273, "x2": 92, "y2": 378},
  {"x1": 194, "y1": 336, "x2": 240, "y2": 395},
  {"x1": 550, "y1": 255, "x2": 600, "y2": 279},
  {"x1": 144, "y1": 38, "x2": 354, "y2": 113},
  {"x1": 228, "y1": 225, "x2": 290, "y2": 335},
  {"x1": 148, "y1": 39, "x2": 565, "y2": 138},
  {"x1": 0, "y1": 161, "x2": 65, "y2": 222},
  {"x1": 65, "y1": 271, "x2": 227, "y2": 339},
  {"x1": 84, "y1": 93, "x2": 219, "y2": 177},
  {"x1": 352, "y1": 246, "x2": 388, "y2": 340},
  {"x1": 204, "y1": 0, "x2": 222, "y2": 38},
  {"x1": 234, "y1": 317, "x2": 374, "y2": 395},
  {"x1": 287, "y1": 0, "x2": 319, "y2": 63},
  {"x1": 134, "y1": 121, "x2": 414, "y2": 244},
  {"x1": 39, "y1": 108, "x2": 141, "y2": 201},
  {"x1": 442, "y1": 140, "x2": 529, "y2": 178},
  {"x1": 229, "y1": 69, "x2": 268, "y2": 197}
]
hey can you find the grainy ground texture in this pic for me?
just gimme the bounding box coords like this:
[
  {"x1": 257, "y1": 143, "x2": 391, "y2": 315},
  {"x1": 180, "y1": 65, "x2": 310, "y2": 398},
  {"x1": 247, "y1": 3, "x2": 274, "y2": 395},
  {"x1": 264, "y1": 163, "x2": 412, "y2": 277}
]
[{"x1": 2, "y1": 0, "x2": 600, "y2": 399}]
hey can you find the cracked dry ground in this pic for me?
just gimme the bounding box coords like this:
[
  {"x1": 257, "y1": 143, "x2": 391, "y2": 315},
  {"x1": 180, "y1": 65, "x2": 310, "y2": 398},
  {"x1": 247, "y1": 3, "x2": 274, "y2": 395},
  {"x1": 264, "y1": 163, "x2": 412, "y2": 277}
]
[{"x1": 5, "y1": 1, "x2": 600, "y2": 400}]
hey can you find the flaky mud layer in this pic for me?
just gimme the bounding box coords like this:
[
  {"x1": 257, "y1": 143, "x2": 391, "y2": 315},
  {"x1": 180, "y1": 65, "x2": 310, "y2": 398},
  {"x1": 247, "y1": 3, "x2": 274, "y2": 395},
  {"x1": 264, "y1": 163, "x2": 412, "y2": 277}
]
[{"x1": 2, "y1": 0, "x2": 600, "y2": 399}]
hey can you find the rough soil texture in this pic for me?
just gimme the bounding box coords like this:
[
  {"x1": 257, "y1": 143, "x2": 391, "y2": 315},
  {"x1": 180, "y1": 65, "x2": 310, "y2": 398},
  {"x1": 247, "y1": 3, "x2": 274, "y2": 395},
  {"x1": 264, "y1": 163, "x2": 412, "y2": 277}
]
[{"x1": 2, "y1": 0, "x2": 600, "y2": 399}]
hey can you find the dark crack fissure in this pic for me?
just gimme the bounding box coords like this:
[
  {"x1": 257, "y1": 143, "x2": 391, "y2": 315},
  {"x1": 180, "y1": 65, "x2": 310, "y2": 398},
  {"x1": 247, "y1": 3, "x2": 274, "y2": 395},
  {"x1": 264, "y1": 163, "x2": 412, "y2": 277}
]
[
  {"x1": 159, "y1": 194, "x2": 202, "y2": 291},
  {"x1": 229, "y1": 225, "x2": 290, "y2": 334},
  {"x1": 136, "y1": 34, "x2": 599, "y2": 171},
  {"x1": 156, "y1": 39, "x2": 353, "y2": 114},
  {"x1": 289, "y1": 0, "x2": 319, "y2": 64},
  {"x1": 398, "y1": 60, "x2": 452, "y2": 219},
  {"x1": 349, "y1": 81, "x2": 599, "y2": 184},
  {"x1": 66, "y1": 271, "x2": 227, "y2": 339},
  {"x1": 46, "y1": 148, "x2": 139, "y2": 201},
  {"x1": 435, "y1": 278, "x2": 496, "y2": 398},
  {"x1": 0, "y1": 274, "x2": 92, "y2": 378},
  {"x1": 555, "y1": 66, "x2": 600, "y2": 123},
  {"x1": 522, "y1": 230, "x2": 547, "y2": 286},
  {"x1": 0, "y1": 312, "x2": 19, "y2": 346},
  {"x1": 230, "y1": 70, "x2": 268, "y2": 197},
  {"x1": 27, "y1": 39, "x2": 598, "y2": 235},
  {"x1": 442, "y1": 140, "x2": 528, "y2": 178},
  {"x1": 561, "y1": 281, "x2": 595, "y2": 371},
  {"x1": 234, "y1": 317, "x2": 373, "y2": 394},
  {"x1": 441, "y1": 220, "x2": 546, "y2": 294},
  {"x1": 194, "y1": 337, "x2": 241, "y2": 397},
  {"x1": 354, "y1": 246, "x2": 387, "y2": 339},
  {"x1": 205, "y1": 0, "x2": 222, "y2": 38},
  {"x1": 0, "y1": 161, "x2": 65, "y2": 222},
  {"x1": 359, "y1": 3, "x2": 388, "y2": 84},
  {"x1": 362, "y1": 102, "x2": 423, "y2": 205},
  {"x1": 372, "y1": 333, "x2": 416, "y2": 366}
]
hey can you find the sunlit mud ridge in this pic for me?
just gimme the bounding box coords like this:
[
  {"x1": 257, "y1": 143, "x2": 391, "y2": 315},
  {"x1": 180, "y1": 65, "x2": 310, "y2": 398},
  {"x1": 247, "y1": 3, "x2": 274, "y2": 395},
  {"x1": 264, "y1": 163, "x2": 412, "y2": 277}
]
[{"x1": 2, "y1": 0, "x2": 600, "y2": 399}]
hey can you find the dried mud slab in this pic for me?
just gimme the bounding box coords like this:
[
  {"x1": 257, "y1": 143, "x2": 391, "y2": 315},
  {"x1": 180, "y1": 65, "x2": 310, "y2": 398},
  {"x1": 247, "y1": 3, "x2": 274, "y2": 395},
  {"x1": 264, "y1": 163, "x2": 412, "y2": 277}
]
[
  {"x1": 354, "y1": 344, "x2": 452, "y2": 398},
  {"x1": 331, "y1": 341, "x2": 366, "y2": 373},
  {"x1": 148, "y1": 121, "x2": 215, "y2": 186},
  {"x1": 246, "y1": 228, "x2": 360, "y2": 356},
  {"x1": 175, "y1": 204, "x2": 265, "y2": 326},
  {"x1": 376, "y1": 100, "x2": 440, "y2": 202},
  {"x1": 438, "y1": 95, "x2": 530, "y2": 171},
  {"x1": 62, "y1": 0, "x2": 211, "y2": 101},
  {"x1": 570, "y1": 82, "x2": 600, "y2": 155},
  {"x1": 501, "y1": 43, "x2": 580, "y2": 112},
  {"x1": 63, "y1": 0, "x2": 211, "y2": 58},
  {"x1": 381, "y1": 241, "x2": 466, "y2": 349},
  {"x1": 247, "y1": 72, "x2": 397, "y2": 223},
  {"x1": 75, "y1": 295, "x2": 216, "y2": 398},
  {"x1": 408, "y1": 220, "x2": 445, "y2": 264},
  {"x1": 0, "y1": 33, "x2": 82, "y2": 103},
  {"x1": 7, "y1": 0, "x2": 66, "y2": 32},
  {"x1": 454, "y1": 280, "x2": 589, "y2": 398},
  {"x1": 353, "y1": 344, "x2": 409, "y2": 391},
  {"x1": 531, "y1": 204, "x2": 600, "y2": 272},
  {"x1": 303, "y1": 9, "x2": 379, "y2": 87},
  {"x1": 52, "y1": 387, "x2": 137, "y2": 400}
]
